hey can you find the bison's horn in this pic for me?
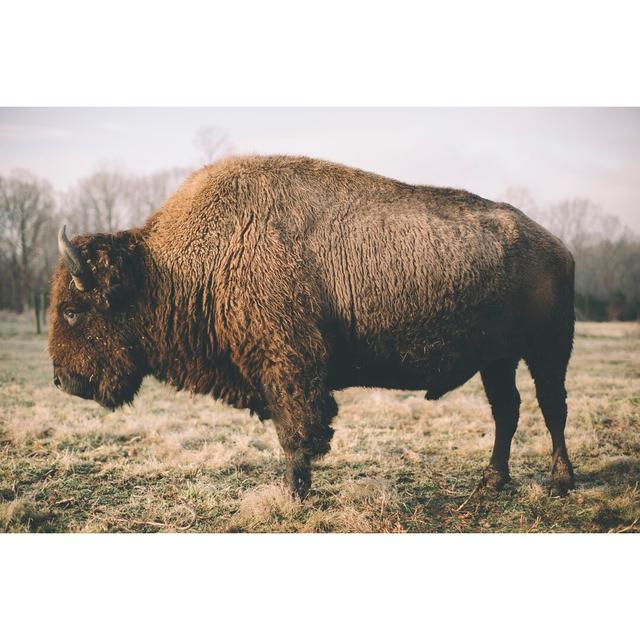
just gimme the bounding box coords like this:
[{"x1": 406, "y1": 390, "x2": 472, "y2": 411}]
[{"x1": 58, "y1": 225, "x2": 92, "y2": 291}]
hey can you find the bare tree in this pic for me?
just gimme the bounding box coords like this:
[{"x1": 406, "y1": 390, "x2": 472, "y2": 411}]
[
  {"x1": 617, "y1": 237, "x2": 640, "y2": 310},
  {"x1": 541, "y1": 198, "x2": 603, "y2": 252},
  {"x1": 127, "y1": 167, "x2": 191, "y2": 227},
  {"x1": 502, "y1": 187, "x2": 540, "y2": 219},
  {"x1": 194, "y1": 126, "x2": 233, "y2": 165},
  {"x1": 0, "y1": 170, "x2": 56, "y2": 312},
  {"x1": 66, "y1": 169, "x2": 130, "y2": 234}
]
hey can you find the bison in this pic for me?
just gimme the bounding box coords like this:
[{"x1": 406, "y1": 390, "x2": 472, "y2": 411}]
[{"x1": 49, "y1": 155, "x2": 576, "y2": 500}]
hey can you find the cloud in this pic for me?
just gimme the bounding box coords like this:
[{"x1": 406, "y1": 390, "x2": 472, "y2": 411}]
[
  {"x1": 99, "y1": 122, "x2": 127, "y2": 132},
  {"x1": 0, "y1": 122, "x2": 69, "y2": 138}
]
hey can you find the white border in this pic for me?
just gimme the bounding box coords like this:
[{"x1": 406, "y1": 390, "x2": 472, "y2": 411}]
[
  {"x1": 1, "y1": 1, "x2": 638, "y2": 637},
  {"x1": 1, "y1": 534, "x2": 638, "y2": 639},
  {"x1": 1, "y1": 0, "x2": 639, "y2": 106}
]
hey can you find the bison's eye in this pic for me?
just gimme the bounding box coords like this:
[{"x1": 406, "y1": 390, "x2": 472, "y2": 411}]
[{"x1": 63, "y1": 309, "x2": 82, "y2": 326}]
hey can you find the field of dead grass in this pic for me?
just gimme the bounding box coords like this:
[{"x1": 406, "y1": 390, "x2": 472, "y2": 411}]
[{"x1": 0, "y1": 313, "x2": 638, "y2": 532}]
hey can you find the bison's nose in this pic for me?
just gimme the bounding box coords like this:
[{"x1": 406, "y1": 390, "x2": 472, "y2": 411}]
[{"x1": 53, "y1": 375, "x2": 61, "y2": 389}]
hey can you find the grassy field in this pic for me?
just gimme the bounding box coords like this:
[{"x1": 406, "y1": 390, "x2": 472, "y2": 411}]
[{"x1": 0, "y1": 313, "x2": 638, "y2": 533}]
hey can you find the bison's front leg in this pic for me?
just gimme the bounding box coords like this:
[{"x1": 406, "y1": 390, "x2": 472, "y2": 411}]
[
  {"x1": 279, "y1": 440, "x2": 312, "y2": 501},
  {"x1": 479, "y1": 358, "x2": 521, "y2": 491},
  {"x1": 267, "y1": 383, "x2": 337, "y2": 501}
]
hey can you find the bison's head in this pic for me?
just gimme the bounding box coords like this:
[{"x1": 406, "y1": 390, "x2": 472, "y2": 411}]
[{"x1": 49, "y1": 227, "x2": 147, "y2": 410}]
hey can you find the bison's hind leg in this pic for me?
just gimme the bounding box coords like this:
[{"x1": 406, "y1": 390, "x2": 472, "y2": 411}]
[
  {"x1": 479, "y1": 357, "x2": 521, "y2": 492},
  {"x1": 524, "y1": 327, "x2": 575, "y2": 496}
]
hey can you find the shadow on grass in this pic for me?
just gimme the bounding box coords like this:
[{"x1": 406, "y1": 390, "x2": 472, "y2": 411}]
[{"x1": 579, "y1": 456, "x2": 640, "y2": 488}]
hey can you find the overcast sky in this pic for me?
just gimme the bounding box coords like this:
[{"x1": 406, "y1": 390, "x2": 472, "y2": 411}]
[{"x1": 1, "y1": 107, "x2": 638, "y2": 230}]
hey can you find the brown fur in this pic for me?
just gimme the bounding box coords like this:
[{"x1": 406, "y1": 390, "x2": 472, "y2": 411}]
[{"x1": 49, "y1": 155, "x2": 576, "y2": 499}]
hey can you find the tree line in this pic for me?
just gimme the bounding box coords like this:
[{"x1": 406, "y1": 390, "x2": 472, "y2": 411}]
[
  {"x1": 0, "y1": 157, "x2": 638, "y2": 321},
  {"x1": 0, "y1": 166, "x2": 191, "y2": 313},
  {"x1": 0, "y1": 126, "x2": 230, "y2": 317}
]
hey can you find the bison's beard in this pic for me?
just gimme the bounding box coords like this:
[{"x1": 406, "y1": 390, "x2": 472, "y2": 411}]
[
  {"x1": 94, "y1": 371, "x2": 144, "y2": 411},
  {"x1": 58, "y1": 368, "x2": 143, "y2": 411}
]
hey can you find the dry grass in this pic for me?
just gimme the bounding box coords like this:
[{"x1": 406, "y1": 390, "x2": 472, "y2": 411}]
[{"x1": 0, "y1": 315, "x2": 638, "y2": 532}]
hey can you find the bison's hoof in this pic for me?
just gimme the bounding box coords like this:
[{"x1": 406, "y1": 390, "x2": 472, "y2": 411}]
[
  {"x1": 288, "y1": 476, "x2": 310, "y2": 502},
  {"x1": 479, "y1": 466, "x2": 510, "y2": 493},
  {"x1": 285, "y1": 459, "x2": 311, "y2": 501},
  {"x1": 550, "y1": 458, "x2": 575, "y2": 496},
  {"x1": 456, "y1": 466, "x2": 510, "y2": 511}
]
